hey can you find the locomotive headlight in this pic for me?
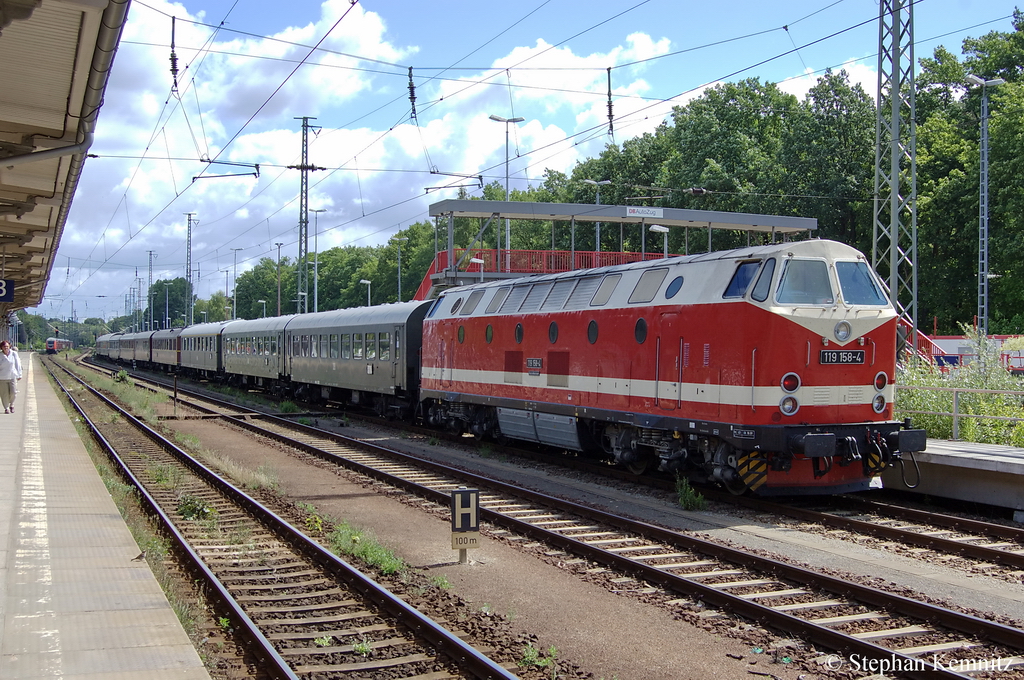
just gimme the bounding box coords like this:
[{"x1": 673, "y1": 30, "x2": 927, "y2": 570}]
[
  {"x1": 779, "y1": 396, "x2": 800, "y2": 416},
  {"x1": 874, "y1": 371, "x2": 888, "y2": 391},
  {"x1": 872, "y1": 394, "x2": 887, "y2": 413},
  {"x1": 781, "y1": 372, "x2": 801, "y2": 393},
  {"x1": 835, "y1": 321, "x2": 852, "y2": 342}
]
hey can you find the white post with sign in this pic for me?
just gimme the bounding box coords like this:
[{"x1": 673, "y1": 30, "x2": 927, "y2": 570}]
[{"x1": 450, "y1": 487, "x2": 480, "y2": 564}]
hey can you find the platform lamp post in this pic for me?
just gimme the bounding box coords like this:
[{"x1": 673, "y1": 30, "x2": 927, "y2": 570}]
[
  {"x1": 967, "y1": 74, "x2": 1004, "y2": 339},
  {"x1": 649, "y1": 224, "x2": 669, "y2": 258},
  {"x1": 164, "y1": 283, "x2": 171, "y2": 329},
  {"x1": 231, "y1": 247, "x2": 243, "y2": 319},
  {"x1": 470, "y1": 257, "x2": 485, "y2": 283},
  {"x1": 393, "y1": 237, "x2": 408, "y2": 301},
  {"x1": 489, "y1": 114, "x2": 524, "y2": 273},
  {"x1": 359, "y1": 279, "x2": 371, "y2": 307},
  {"x1": 274, "y1": 242, "x2": 284, "y2": 316},
  {"x1": 310, "y1": 209, "x2": 326, "y2": 312},
  {"x1": 583, "y1": 179, "x2": 611, "y2": 254},
  {"x1": 200, "y1": 311, "x2": 207, "y2": 323},
  {"x1": 257, "y1": 299, "x2": 267, "y2": 318}
]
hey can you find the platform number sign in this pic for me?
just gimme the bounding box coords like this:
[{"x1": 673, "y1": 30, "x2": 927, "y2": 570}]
[
  {"x1": 450, "y1": 488, "x2": 480, "y2": 550},
  {"x1": 0, "y1": 279, "x2": 14, "y2": 303}
]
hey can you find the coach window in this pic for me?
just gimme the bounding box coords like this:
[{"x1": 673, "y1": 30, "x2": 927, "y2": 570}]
[
  {"x1": 310, "y1": 335, "x2": 318, "y2": 358},
  {"x1": 366, "y1": 333, "x2": 377, "y2": 359},
  {"x1": 271, "y1": 338, "x2": 278, "y2": 355},
  {"x1": 486, "y1": 324, "x2": 493, "y2": 344},
  {"x1": 515, "y1": 323, "x2": 524, "y2": 344},
  {"x1": 379, "y1": 333, "x2": 391, "y2": 360},
  {"x1": 320, "y1": 335, "x2": 328, "y2": 360},
  {"x1": 342, "y1": 334, "x2": 352, "y2": 359},
  {"x1": 635, "y1": 318, "x2": 648, "y2": 344},
  {"x1": 548, "y1": 321, "x2": 558, "y2": 344},
  {"x1": 330, "y1": 334, "x2": 339, "y2": 358},
  {"x1": 588, "y1": 320, "x2": 599, "y2": 344},
  {"x1": 353, "y1": 333, "x2": 364, "y2": 360},
  {"x1": 628, "y1": 269, "x2": 668, "y2": 304},
  {"x1": 724, "y1": 260, "x2": 761, "y2": 298}
]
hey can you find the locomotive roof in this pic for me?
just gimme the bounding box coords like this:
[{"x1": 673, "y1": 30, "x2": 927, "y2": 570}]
[{"x1": 439, "y1": 238, "x2": 858, "y2": 296}]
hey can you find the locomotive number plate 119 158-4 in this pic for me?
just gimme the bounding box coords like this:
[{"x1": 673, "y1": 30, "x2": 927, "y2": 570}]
[{"x1": 820, "y1": 350, "x2": 865, "y2": 364}]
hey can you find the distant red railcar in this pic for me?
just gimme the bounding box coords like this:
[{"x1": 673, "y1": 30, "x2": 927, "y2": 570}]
[
  {"x1": 45, "y1": 337, "x2": 73, "y2": 354},
  {"x1": 420, "y1": 239, "x2": 925, "y2": 495}
]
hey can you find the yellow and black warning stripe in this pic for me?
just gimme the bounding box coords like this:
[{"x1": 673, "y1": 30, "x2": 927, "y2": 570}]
[{"x1": 737, "y1": 452, "x2": 768, "y2": 491}]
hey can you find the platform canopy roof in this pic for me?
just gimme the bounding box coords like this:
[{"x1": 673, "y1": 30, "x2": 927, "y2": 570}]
[
  {"x1": 428, "y1": 199, "x2": 817, "y2": 234},
  {"x1": 0, "y1": 0, "x2": 131, "y2": 316}
]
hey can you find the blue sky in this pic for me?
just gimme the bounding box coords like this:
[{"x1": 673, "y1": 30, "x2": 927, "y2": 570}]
[{"x1": 43, "y1": 0, "x2": 1019, "y2": 322}]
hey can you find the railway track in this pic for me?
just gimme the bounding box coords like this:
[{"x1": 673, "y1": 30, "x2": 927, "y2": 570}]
[
  {"x1": 46, "y1": 357, "x2": 518, "y2": 680},
  {"x1": 72, "y1": 357, "x2": 1024, "y2": 679}
]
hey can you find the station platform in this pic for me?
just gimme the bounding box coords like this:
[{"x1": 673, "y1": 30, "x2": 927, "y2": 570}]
[
  {"x1": 0, "y1": 353, "x2": 210, "y2": 679},
  {"x1": 882, "y1": 438, "x2": 1024, "y2": 519}
]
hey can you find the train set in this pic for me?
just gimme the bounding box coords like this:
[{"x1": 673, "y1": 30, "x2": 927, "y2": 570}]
[{"x1": 95, "y1": 238, "x2": 926, "y2": 496}]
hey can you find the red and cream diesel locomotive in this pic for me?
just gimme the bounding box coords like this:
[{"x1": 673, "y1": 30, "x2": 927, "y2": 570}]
[{"x1": 420, "y1": 238, "x2": 926, "y2": 495}]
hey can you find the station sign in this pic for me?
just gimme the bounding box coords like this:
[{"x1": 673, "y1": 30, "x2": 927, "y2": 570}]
[
  {"x1": 450, "y1": 488, "x2": 480, "y2": 550},
  {"x1": 0, "y1": 279, "x2": 14, "y2": 303}
]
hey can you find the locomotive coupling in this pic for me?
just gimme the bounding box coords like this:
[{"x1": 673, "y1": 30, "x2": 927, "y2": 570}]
[{"x1": 789, "y1": 432, "x2": 836, "y2": 458}]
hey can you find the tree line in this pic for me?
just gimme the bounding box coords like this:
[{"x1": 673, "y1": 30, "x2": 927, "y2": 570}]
[{"x1": 24, "y1": 11, "x2": 1023, "y2": 344}]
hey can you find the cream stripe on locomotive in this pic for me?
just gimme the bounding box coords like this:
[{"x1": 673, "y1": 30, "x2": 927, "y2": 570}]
[{"x1": 421, "y1": 366, "x2": 893, "y2": 408}]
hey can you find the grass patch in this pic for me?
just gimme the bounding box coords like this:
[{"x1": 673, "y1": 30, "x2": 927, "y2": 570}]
[{"x1": 675, "y1": 477, "x2": 708, "y2": 511}]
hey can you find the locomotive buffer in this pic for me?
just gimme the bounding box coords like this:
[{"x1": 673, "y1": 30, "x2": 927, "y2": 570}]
[{"x1": 451, "y1": 487, "x2": 480, "y2": 564}]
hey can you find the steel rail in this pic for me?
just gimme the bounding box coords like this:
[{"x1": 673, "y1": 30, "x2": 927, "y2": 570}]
[
  {"x1": 50, "y1": 360, "x2": 519, "y2": 680},
  {"x1": 697, "y1": 489, "x2": 1024, "y2": 571},
  {"x1": 45, "y1": 363, "x2": 299, "y2": 680},
  {"x1": 211, "y1": 415, "x2": 1024, "y2": 680}
]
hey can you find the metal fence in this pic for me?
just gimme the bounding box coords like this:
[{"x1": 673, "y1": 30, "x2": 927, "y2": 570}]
[{"x1": 896, "y1": 384, "x2": 1024, "y2": 440}]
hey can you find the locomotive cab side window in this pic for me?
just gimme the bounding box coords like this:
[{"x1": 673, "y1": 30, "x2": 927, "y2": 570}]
[
  {"x1": 777, "y1": 259, "x2": 834, "y2": 305},
  {"x1": 836, "y1": 261, "x2": 888, "y2": 306},
  {"x1": 723, "y1": 260, "x2": 761, "y2": 298},
  {"x1": 750, "y1": 258, "x2": 776, "y2": 302}
]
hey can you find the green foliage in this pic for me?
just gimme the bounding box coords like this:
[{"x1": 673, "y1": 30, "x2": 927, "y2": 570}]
[
  {"x1": 177, "y1": 493, "x2": 216, "y2": 521},
  {"x1": 897, "y1": 325, "x2": 1024, "y2": 444},
  {"x1": 327, "y1": 521, "x2": 405, "y2": 575},
  {"x1": 675, "y1": 477, "x2": 708, "y2": 511}
]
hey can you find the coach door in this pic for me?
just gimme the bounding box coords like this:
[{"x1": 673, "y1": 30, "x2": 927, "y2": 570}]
[{"x1": 657, "y1": 313, "x2": 681, "y2": 410}]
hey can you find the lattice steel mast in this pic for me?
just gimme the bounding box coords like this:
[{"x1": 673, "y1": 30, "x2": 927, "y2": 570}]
[
  {"x1": 289, "y1": 117, "x2": 322, "y2": 314},
  {"x1": 872, "y1": 0, "x2": 919, "y2": 353}
]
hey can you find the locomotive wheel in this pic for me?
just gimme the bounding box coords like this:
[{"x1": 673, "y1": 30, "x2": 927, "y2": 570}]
[{"x1": 626, "y1": 457, "x2": 651, "y2": 475}]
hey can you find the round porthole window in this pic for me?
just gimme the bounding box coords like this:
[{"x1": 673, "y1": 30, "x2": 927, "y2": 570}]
[
  {"x1": 486, "y1": 324, "x2": 493, "y2": 344},
  {"x1": 666, "y1": 276, "x2": 684, "y2": 299},
  {"x1": 587, "y1": 320, "x2": 599, "y2": 344},
  {"x1": 548, "y1": 321, "x2": 558, "y2": 343},
  {"x1": 634, "y1": 318, "x2": 648, "y2": 344},
  {"x1": 450, "y1": 297, "x2": 463, "y2": 314},
  {"x1": 458, "y1": 326, "x2": 465, "y2": 344},
  {"x1": 515, "y1": 323, "x2": 524, "y2": 344}
]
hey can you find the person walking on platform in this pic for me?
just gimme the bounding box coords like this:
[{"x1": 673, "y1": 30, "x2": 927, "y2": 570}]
[{"x1": 0, "y1": 340, "x2": 22, "y2": 413}]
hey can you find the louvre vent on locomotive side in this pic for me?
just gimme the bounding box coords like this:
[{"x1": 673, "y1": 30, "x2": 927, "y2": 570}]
[{"x1": 420, "y1": 239, "x2": 927, "y2": 495}]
